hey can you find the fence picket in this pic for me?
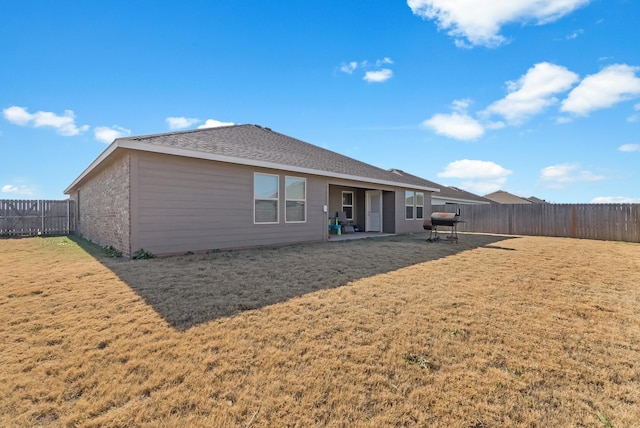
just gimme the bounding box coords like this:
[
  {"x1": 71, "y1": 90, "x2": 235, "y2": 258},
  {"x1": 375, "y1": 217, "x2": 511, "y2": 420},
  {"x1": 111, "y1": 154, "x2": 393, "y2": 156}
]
[
  {"x1": 435, "y1": 203, "x2": 639, "y2": 243},
  {"x1": 0, "y1": 199, "x2": 75, "y2": 237}
]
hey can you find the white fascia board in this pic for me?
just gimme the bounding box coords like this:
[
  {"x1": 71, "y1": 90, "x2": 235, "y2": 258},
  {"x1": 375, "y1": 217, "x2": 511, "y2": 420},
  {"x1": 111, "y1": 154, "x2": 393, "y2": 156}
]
[{"x1": 64, "y1": 139, "x2": 441, "y2": 194}]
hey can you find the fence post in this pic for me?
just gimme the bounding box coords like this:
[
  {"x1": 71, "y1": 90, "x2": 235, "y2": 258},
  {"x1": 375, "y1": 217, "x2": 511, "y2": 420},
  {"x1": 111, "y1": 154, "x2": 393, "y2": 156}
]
[{"x1": 40, "y1": 200, "x2": 44, "y2": 235}]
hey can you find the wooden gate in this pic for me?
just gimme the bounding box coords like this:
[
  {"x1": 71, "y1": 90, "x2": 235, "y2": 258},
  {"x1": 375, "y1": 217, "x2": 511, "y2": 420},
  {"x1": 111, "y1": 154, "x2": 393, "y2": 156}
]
[{"x1": 0, "y1": 199, "x2": 75, "y2": 237}]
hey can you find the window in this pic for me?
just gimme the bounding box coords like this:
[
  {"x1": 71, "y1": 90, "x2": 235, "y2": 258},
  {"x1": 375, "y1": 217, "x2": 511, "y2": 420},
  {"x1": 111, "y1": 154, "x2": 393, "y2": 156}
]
[
  {"x1": 405, "y1": 191, "x2": 425, "y2": 220},
  {"x1": 416, "y1": 192, "x2": 424, "y2": 219},
  {"x1": 342, "y1": 191, "x2": 354, "y2": 220},
  {"x1": 254, "y1": 173, "x2": 279, "y2": 223},
  {"x1": 285, "y1": 176, "x2": 306, "y2": 222},
  {"x1": 405, "y1": 191, "x2": 414, "y2": 220}
]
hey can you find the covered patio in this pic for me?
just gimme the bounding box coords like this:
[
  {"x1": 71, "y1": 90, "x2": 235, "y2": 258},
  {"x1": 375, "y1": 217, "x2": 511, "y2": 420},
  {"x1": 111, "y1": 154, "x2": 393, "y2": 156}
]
[{"x1": 327, "y1": 232, "x2": 396, "y2": 242}]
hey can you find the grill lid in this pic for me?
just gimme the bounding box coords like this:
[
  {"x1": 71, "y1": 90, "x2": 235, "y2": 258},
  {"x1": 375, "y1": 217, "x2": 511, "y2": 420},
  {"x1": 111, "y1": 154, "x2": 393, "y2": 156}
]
[{"x1": 431, "y1": 212, "x2": 457, "y2": 221}]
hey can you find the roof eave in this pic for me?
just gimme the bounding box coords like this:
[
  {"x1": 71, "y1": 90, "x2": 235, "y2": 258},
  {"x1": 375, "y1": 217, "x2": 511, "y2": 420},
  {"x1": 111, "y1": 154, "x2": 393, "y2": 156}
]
[
  {"x1": 63, "y1": 140, "x2": 119, "y2": 194},
  {"x1": 64, "y1": 139, "x2": 440, "y2": 194},
  {"x1": 433, "y1": 195, "x2": 491, "y2": 204}
]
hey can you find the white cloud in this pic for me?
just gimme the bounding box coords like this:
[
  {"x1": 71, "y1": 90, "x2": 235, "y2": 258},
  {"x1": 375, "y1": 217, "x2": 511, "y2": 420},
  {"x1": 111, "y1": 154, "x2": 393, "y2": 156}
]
[
  {"x1": 166, "y1": 116, "x2": 199, "y2": 130},
  {"x1": 618, "y1": 144, "x2": 640, "y2": 152},
  {"x1": 340, "y1": 58, "x2": 394, "y2": 82},
  {"x1": 363, "y1": 68, "x2": 393, "y2": 83},
  {"x1": 3, "y1": 106, "x2": 89, "y2": 136},
  {"x1": 376, "y1": 57, "x2": 394, "y2": 67},
  {"x1": 565, "y1": 29, "x2": 583, "y2": 40},
  {"x1": 197, "y1": 119, "x2": 235, "y2": 129},
  {"x1": 407, "y1": 0, "x2": 590, "y2": 48},
  {"x1": 3, "y1": 106, "x2": 32, "y2": 125},
  {"x1": 94, "y1": 125, "x2": 131, "y2": 144},
  {"x1": 628, "y1": 102, "x2": 640, "y2": 122},
  {"x1": 422, "y1": 112, "x2": 484, "y2": 140},
  {"x1": 561, "y1": 64, "x2": 640, "y2": 115},
  {"x1": 437, "y1": 159, "x2": 512, "y2": 194},
  {"x1": 340, "y1": 61, "x2": 358, "y2": 74},
  {"x1": 485, "y1": 121, "x2": 506, "y2": 130},
  {"x1": 423, "y1": 62, "x2": 640, "y2": 139},
  {"x1": 483, "y1": 62, "x2": 579, "y2": 124},
  {"x1": 556, "y1": 116, "x2": 573, "y2": 124},
  {"x1": 439, "y1": 159, "x2": 512, "y2": 179},
  {"x1": 451, "y1": 98, "x2": 472, "y2": 112},
  {"x1": 1, "y1": 184, "x2": 34, "y2": 196},
  {"x1": 591, "y1": 196, "x2": 640, "y2": 203},
  {"x1": 540, "y1": 163, "x2": 604, "y2": 188}
]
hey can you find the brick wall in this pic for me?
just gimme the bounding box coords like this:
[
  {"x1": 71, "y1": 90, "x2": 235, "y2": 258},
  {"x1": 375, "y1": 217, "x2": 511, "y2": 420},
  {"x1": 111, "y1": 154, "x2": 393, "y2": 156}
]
[{"x1": 73, "y1": 152, "x2": 131, "y2": 256}]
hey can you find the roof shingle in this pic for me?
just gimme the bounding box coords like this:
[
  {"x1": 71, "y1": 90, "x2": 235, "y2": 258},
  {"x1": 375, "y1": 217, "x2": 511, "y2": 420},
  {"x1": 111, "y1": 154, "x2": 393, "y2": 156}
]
[{"x1": 121, "y1": 124, "x2": 438, "y2": 190}]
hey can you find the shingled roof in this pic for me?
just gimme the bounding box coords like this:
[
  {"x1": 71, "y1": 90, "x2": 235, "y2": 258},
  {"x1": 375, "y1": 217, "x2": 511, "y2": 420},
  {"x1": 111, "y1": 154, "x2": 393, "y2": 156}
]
[
  {"x1": 389, "y1": 169, "x2": 491, "y2": 204},
  {"x1": 66, "y1": 124, "x2": 440, "y2": 193},
  {"x1": 484, "y1": 190, "x2": 541, "y2": 204}
]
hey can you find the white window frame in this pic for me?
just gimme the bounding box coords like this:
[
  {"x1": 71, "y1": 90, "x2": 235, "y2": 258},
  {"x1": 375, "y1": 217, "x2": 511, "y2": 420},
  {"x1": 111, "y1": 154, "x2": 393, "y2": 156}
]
[
  {"x1": 254, "y1": 172, "x2": 279, "y2": 224},
  {"x1": 342, "y1": 191, "x2": 354, "y2": 220},
  {"x1": 416, "y1": 192, "x2": 424, "y2": 220},
  {"x1": 405, "y1": 191, "x2": 414, "y2": 220},
  {"x1": 285, "y1": 176, "x2": 306, "y2": 223}
]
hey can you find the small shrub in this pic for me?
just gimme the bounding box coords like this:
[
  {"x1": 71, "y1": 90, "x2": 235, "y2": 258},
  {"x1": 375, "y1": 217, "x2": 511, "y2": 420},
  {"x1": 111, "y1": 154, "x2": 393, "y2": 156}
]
[
  {"x1": 133, "y1": 248, "x2": 155, "y2": 260},
  {"x1": 103, "y1": 245, "x2": 123, "y2": 258}
]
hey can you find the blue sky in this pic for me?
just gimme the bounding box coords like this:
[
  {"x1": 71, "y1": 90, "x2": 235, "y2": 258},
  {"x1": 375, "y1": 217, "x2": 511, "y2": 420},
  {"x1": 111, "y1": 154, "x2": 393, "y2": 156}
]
[{"x1": 1, "y1": 0, "x2": 639, "y2": 203}]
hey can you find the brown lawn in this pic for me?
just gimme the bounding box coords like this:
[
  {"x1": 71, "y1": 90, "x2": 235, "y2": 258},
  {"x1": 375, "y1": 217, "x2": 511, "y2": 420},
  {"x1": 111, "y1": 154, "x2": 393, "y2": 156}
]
[{"x1": 1, "y1": 233, "x2": 639, "y2": 427}]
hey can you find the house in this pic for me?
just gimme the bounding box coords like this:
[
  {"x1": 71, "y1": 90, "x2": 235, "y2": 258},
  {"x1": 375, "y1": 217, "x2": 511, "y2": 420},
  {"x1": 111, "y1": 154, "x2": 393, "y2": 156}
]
[
  {"x1": 64, "y1": 125, "x2": 440, "y2": 256},
  {"x1": 525, "y1": 196, "x2": 549, "y2": 204},
  {"x1": 389, "y1": 169, "x2": 492, "y2": 206},
  {"x1": 484, "y1": 190, "x2": 547, "y2": 204}
]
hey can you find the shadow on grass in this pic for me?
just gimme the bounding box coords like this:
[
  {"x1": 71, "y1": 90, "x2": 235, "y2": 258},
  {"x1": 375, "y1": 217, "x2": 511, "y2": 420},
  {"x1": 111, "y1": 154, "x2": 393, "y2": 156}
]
[{"x1": 71, "y1": 233, "x2": 514, "y2": 330}]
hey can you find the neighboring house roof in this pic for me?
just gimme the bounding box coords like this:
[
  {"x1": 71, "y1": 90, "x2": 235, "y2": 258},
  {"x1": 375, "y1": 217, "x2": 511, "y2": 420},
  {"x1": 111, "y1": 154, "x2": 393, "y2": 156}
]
[
  {"x1": 526, "y1": 196, "x2": 548, "y2": 204},
  {"x1": 389, "y1": 169, "x2": 491, "y2": 205},
  {"x1": 483, "y1": 190, "x2": 540, "y2": 204},
  {"x1": 65, "y1": 125, "x2": 440, "y2": 194}
]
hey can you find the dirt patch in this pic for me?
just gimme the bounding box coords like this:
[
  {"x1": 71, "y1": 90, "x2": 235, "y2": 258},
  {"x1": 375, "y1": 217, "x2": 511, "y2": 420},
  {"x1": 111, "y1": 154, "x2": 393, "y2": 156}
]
[{"x1": 1, "y1": 234, "x2": 639, "y2": 427}]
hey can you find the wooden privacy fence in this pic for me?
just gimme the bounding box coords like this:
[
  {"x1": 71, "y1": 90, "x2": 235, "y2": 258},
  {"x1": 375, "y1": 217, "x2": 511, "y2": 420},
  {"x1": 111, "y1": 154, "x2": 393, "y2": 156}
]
[
  {"x1": 0, "y1": 199, "x2": 75, "y2": 237},
  {"x1": 435, "y1": 203, "x2": 640, "y2": 243}
]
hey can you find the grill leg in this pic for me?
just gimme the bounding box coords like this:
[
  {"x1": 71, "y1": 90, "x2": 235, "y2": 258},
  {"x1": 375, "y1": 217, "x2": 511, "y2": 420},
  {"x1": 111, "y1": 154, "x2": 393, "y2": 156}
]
[
  {"x1": 446, "y1": 224, "x2": 458, "y2": 243},
  {"x1": 426, "y1": 227, "x2": 440, "y2": 242}
]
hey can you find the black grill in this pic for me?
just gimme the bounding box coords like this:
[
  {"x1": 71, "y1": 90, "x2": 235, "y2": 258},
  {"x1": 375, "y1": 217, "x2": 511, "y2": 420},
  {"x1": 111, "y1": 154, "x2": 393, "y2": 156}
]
[{"x1": 423, "y1": 210, "x2": 462, "y2": 243}]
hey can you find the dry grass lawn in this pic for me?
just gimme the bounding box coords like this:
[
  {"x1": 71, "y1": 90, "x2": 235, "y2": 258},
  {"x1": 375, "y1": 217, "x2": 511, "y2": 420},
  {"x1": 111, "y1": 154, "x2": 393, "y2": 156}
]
[{"x1": 1, "y1": 233, "x2": 639, "y2": 427}]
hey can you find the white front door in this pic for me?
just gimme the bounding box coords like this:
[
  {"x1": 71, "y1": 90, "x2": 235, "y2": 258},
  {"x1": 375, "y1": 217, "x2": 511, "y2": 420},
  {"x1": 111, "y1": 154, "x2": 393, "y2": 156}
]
[{"x1": 365, "y1": 190, "x2": 382, "y2": 232}]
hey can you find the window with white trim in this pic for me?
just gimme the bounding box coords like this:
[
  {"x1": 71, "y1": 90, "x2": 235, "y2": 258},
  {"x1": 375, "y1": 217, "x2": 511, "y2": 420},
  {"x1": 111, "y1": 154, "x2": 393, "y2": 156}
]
[
  {"x1": 416, "y1": 192, "x2": 424, "y2": 219},
  {"x1": 285, "y1": 176, "x2": 306, "y2": 222},
  {"x1": 405, "y1": 191, "x2": 414, "y2": 220},
  {"x1": 254, "y1": 173, "x2": 279, "y2": 223},
  {"x1": 342, "y1": 191, "x2": 354, "y2": 220}
]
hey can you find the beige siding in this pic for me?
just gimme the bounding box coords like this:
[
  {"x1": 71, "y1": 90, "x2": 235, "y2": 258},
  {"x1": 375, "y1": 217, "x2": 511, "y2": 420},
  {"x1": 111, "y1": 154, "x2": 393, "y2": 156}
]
[
  {"x1": 74, "y1": 152, "x2": 131, "y2": 255},
  {"x1": 132, "y1": 152, "x2": 327, "y2": 255},
  {"x1": 393, "y1": 189, "x2": 431, "y2": 234}
]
